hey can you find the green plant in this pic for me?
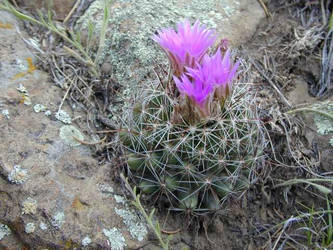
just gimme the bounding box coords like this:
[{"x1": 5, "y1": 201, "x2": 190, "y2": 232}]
[
  {"x1": 0, "y1": 0, "x2": 112, "y2": 77},
  {"x1": 119, "y1": 80, "x2": 264, "y2": 214},
  {"x1": 121, "y1": 173, "x2": 171, "y2": 250}
]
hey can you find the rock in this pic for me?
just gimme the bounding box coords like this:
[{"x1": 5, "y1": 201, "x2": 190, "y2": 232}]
[
  {"x1": 0, "y1": 9, "x2": 147, "y2": 249},
  {"x1": 14, "y1": 0, "x2": 76, "y2": 21},
  {"x1": 75, "y1": 0, "x2": 265, "y2": 114}
]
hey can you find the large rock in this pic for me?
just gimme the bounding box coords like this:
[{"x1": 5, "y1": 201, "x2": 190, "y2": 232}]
[
  {"x1": 0, "y1": 10, "x2": 147, "y2": 249},
  {"x1": 14, "y1": 0, "x2": 76, "y2": 21},
  {"x1": 75, "y1": 0, "x2": 265, "y2": 114}
]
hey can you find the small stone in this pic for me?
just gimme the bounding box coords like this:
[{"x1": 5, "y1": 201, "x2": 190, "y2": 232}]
[
  {"x1": 8, "y1": 165, "x2": 28, "y2": 184},
  {"x1": 1, "y1": 109, "x2": 10, "y2": 119},
  {"x1": 103, "y1": 228, "x2": 126, "y2": 250},
  {"x1": 33, "y1": 104, "x2": 46, "y2": 113},
  {"x1": 25, "y1": 222, "x2": 35, "y2": 234},
  {"x1": 59, "y1": 125, "x2": 84, "y2": 147},
  {"x1": 82, "y1": 235, "x2": 92, "y2": 246},
  {"x1": 39, "y1": 222, "x2": 48, "y2": 231},
  {"x1": 0, "y1": 223, "x2": 11, "y2": 240},
  {"x1": 22, "y1": 197, "x2": 37, "y2": 215},
  {"x1": 55, "y1": 110, "x2": 71, "y2": 124},
  {"x1": 51, "y1": 212, "x2": 65, "y2": 229}
]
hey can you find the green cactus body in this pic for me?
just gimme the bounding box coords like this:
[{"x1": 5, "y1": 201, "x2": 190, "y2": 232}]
[{"x1": 119, "y1": 83, "x2": 264, "y2": 213}]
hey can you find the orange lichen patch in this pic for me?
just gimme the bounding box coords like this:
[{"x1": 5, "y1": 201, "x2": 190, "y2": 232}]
[
  {"x1": 0, "y1": 21, "x2": 13, "y2": 29},
  {"x1": 12, "y1": 58, "x2": 36, "y2": 80},
  {"x1": 27, "y1": 57, "x2": 36, "y2": 73},
  {"x1": 12, "y1": 72, "x2": 26, "y2": 80},
  {"x1": 71, "y1": 196, "x2": 84, "y2": 211}
]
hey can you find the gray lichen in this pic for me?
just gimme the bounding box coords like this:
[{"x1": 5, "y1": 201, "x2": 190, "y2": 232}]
[
  {"x1": 25, "y1": 222, "x2": 35, "y2": 234},
  {"x1": 22, "y1": 197, "x2": 37, "y2": 215},
  {"x1": 115, "y1": 207, "x2": 147, "y2": 242},
  {"x1": 82, "y1": 235, "x2": 92, "y2": 246},
  {"x1": 51, "y1": 212, "x2": 65, "y2": 229},
  {"x1": 59, "y1": 125, "x2": 84, "y2": 146},
  {"x1": 0, "y1": 223, "x2": 11, "y2": 240},
  {"x1": 55, "y1": 110, "x2": 72, "y2": 124},
  {"x1": 8, "y1": 165, "x2": 28, "y2": 184},
  {"x1": 114, "y1": 195, "x2": 126, "y2": 204},
  {"x1": 1, "y1": 109, "x2": 10, "y2": 119},
  {"x1": 98, "y1": 183, "x2": 114, "y2": 197},
  {"x1": 33, "y1": 104, "x2": 46, "y2": 113},
  {"x1": 102, "y1": 228, "x2": 126, "y2": 250},
  {"x1": 312, "y1": 102, "x2": 333, "y2": 146},
  {"x1": 39, "y1": 222, "x2": 48, "y2": 231}
]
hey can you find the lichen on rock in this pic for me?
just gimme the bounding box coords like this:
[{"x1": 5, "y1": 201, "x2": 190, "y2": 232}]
[
  {"x1": 22, "y1": 197, "x2": 37, "y2": 215},
  {"x1": 55, "y1": 110, "x2": 72, "y2": 124},
  {"x1": 8, "y1": 165, "x2": 28, "y2": 184},
  {"x1": 102, "y1": 228, "x2": 126, "y2": 250},
  {"x1": 51, "y1": 212, "x2": 65, "y2": 229},
  {"x1": 59, "y1": 125, "x2": 84, "y2": 147},
  {"x1": 33, "y1": 104, "x2": 46, "y2": 113},
  {"x1": 25, "y1": 222, "x2": 35, "y2": 234},
  {"x1": 0, "y1": 223, "x2": 11, "y2": 240},
  {"x1": 82, "y1": 235, "x2": 92, "y2": 246},
  {"x1": 115, "y1": 207, "x2": 147, "y2": 242},
  {"x1": 39, "y1": 222, "x2": 48, "y2": 231}
]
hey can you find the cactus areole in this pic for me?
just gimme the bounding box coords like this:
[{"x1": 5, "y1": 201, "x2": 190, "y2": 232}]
[{"x1": 119, "y1": 20, "x2": 264, "y2": 214}]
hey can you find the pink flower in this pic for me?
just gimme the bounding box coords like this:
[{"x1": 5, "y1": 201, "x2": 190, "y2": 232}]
[
  {"x1": 187, "y1": 49, "x2": 240, "y2": 99},
  {"x1": 174, "y1": 48, "x2": 239, "y2": 117},
  {"x1": 153, "y1": 20, "x2": 216, "y2": 76}
]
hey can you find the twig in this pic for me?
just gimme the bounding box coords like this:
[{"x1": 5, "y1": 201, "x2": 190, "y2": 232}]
[
  {"x1": 250, "y1": 59, "x2": 291, "y2": 108},
  {"x1": 73, "y1": 135, "x2": 107, "y2": 145},
  {"x1": 286, "y1": 107, "x2": 333, "y2": 121},
  {"x1": 257, "y1": 0, "x2": 272, "y2": 18},
  {"x1": 161, "y1": 228, "x2": 181, "y2": 234},
  {"x1": 63, "y1": 0, "x2": 81, "y2": 24}
]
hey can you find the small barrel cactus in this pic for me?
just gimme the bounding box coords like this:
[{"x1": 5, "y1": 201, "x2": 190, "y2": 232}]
[{"x1": 118, "y1": 20, "x2": 265, "y2": 214}]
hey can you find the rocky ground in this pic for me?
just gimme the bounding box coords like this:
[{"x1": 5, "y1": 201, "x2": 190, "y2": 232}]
[{"x1": 0, "y1": 0, "x2": 332, "y2": 249}]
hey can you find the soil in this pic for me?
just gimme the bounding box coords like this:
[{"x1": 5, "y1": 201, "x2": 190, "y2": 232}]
[{"x1": 1, "y1": 0, "x2": 332, "y2": 249}]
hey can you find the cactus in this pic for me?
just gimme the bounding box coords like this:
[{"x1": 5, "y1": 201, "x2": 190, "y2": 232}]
[
  {"x1": 119, "y1": 82, "x2": 264, "y2": 214},
  {"x1": 118, "y1": 20, "x2": 265, "y2": 214}
]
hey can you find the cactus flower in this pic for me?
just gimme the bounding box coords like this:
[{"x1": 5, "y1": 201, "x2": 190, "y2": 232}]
[
  {"x1": 153, "y1": 20, "x2": 216, "y2": 76},
  {"x1": 174, "y1": 48, "x2": 239, "y2": 117},
  {"x1": 173, "y1": 74, "x2": 213, "y2": 117},
  {"x1": 187, "y1": 49, "x2": 240, "y2": 100}
]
